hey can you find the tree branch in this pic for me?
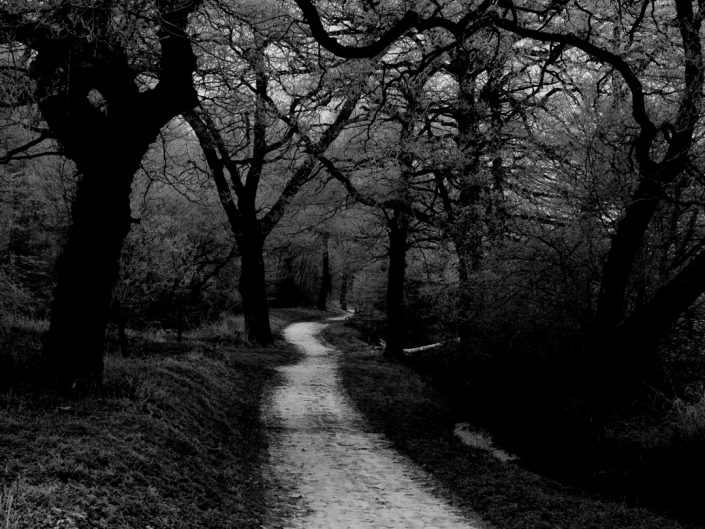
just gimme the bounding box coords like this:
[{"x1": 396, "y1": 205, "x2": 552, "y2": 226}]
[
  {"x1": 139, "y1": 0, "x2": 201, "y2": 124},
  {"x1": 183, "y1": 108, "x2": 243, "y2": 237},
  {"x1": 316, "y1": 154, "x2": 438, "y2": 227},
  {"x1": 260, "y1": 89, "x2": 363, "y2": 236},
  {"x1": 491, "y1": 16, "x2": 656, "y2": 143},
  {"x1": 0, "y1": 133, "x2": 52, "y2": 164},
  {"x1": 293, "y1": 0, "x2": 492, "y2": 58}
]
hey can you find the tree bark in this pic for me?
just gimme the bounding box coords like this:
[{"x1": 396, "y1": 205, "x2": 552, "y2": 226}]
[
  {"x1": 448, "y1": 50, "x2": 492, "y2": 346},
  {"x1": 317, "y1": 235, "x2": 331, "y2": 311},
  {"x1": 595, "y1": 176, "x2": 663, "y2": 331},
  {"x1": 44, "y1": 159, "x2": 134, "y2": 386},
  {"x1": 237, "y1": 231, "x2": 273, "y2": 344},
  {"x1": 384, "y1": 209, "x2": 409, "y2": 358},
  {"x1": 602, "y1": 246, "x2": 705, "y2": 390}
]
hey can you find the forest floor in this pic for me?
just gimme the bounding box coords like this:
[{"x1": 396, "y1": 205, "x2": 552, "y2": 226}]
[
  {"x1": 318, "y1": 317, "x2": 700, "y2": 529},
  {"x1": 0, "y1": 308, "x2": 318, "y2": 529},
  {"x1": 1, "y1": 310, "x2": 699, "y2": 529}
]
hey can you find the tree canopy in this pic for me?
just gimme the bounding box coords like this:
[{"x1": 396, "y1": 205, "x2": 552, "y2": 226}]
[{"x1": 1, "y1": 0, "x2": 705, "y2": 403}]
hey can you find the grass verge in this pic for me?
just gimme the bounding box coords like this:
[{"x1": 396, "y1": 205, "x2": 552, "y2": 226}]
[
  {"x1": 322, "y1": 321, "x2": 698, "y2": 529},
  {"x1": 0, "y1": 308, "x2": 322, "y2": 529}
]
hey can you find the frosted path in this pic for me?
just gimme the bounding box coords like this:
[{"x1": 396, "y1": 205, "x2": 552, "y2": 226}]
[{"x1": 262, "y1": 319, "x2": 488, "y2": 529}]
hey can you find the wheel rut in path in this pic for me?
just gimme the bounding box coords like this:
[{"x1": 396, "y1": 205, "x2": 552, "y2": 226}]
[{"x1": 262, "y1": 318, "x2": 489, "y2": 529}]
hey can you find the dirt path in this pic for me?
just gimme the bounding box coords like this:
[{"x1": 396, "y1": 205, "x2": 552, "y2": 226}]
[{"x1": 262, "y1": 318, "x2": 489, "y2": 529}]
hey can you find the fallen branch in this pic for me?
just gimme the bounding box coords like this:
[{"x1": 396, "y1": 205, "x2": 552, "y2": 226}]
[
  {"x1": 403, "y1": 342, "x2": 443, "y2": 355},
  {"x1": 403, "y1": 337, "x2": 461, "y2": 355}
]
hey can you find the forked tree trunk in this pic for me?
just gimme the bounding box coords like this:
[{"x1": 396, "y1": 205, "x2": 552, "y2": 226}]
[
  {"x1": 591, "y1": 174, "x2": 689, "y2": 405},
  {"x1": 595, "y1": 177, "x2": 662, "y2": 332},
  {"x1": 594, "y1": 243, "x2": 705, "y2": 408},
  {"x1": 384, "y1": 209, "x2": 409, "y2": 358},
  {"x1": 238, "y1": 234, "x2": 273, "y2": 344},
  {"x1": 30, "y1": 0, "x2": 199, "y2": 391}
]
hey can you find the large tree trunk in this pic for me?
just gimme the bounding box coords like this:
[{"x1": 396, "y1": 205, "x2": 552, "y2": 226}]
[
  {"x1": 27, "y1": 0, "x2": 199, "y2": 391},
  {"x1": 44, "y1": 157, "x2": 136, "y2": 388},
  {"x1": 595, "y1": 176, "x2": 662, "y2": 332},
  {"x1": 384, "y1": 209, "x2": 409, "y2": 358},
  {"x1": 588, "y1": 1, "x2": 703, "y2": 405},
  {"x1": 590, "y1": 169, "x2": 692, "y2": 406},
  {"x1": 448, "y1": 51, "x2": 491, "y2": 348},
  {"x1": 237, "y1": 232, "x2": 273, "y2": 344},
  {"x1": 594, "y1": 244, "x2": 705, "y2": 408}
]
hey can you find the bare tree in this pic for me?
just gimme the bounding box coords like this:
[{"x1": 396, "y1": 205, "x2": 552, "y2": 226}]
[
  {"x1": 184, "y1": 8, "x2": 368, "y2": 342},
  {"x1": 295, "y1": 0, "x2": 705, "y2": 401}
]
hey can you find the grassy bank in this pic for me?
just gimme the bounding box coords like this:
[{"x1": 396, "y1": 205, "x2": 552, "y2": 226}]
[
  {"x1": 0, "y1": 308, "x2": 323, "y2": 529},
  {"x1": 322, "y1": 321, "x2": 697, "y2": 529}
]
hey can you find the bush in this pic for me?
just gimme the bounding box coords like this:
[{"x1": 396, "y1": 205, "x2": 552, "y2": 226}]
[
  {"x1": 186, "y1": 314, "x2": 243, "y2": 344},
  {"x1": 0, "y1": 317, "x2": 47, "y2": 392},
  {"x1": 345, "y1": 310, "x2": 386, "y2": 346}
]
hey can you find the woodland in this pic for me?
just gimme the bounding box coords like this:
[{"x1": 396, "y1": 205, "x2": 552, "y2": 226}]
[{"x1": 3, "y1": 0, "x2": 705, "y2": 526}]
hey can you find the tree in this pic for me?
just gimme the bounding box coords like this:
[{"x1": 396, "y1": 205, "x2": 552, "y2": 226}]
[
  {"x1": 294, "y1": 0, "x2": 705, "y2": 401},
  {"x1": 490, "y1": 1, "x2": 705, "y2": 398},
  {"x1": 1, "y1": 0, "x2": 201, "y2": 388},
  {"x1": 184, "y1": 5, "x2": 368, "y2": 342},
  {"x1": 292, "y1": 1, "x2": 519, "y2": 355}
]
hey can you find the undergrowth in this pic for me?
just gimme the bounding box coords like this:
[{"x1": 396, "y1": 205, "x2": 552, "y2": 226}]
[
  {"x1": 322, "y1": 321, "x2": 699, "y2": 529},
  {"x1": 0, "y1": 309, "x2": 317, "y2": 529}
]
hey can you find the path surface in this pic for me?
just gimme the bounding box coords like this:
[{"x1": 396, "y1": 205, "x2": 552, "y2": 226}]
[{"x1": 262, "y1": 318, "x2": 488, "y2": 529}]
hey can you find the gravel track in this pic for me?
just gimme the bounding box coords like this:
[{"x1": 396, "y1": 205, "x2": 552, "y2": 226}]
[{"x1": 262, "y1": 319, "x2": 489, "y2": 529}]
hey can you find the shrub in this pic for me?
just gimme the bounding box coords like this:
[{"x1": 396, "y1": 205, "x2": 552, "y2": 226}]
[{"x1": 187, "y1": 314, "x2": 244, "y2": 344}]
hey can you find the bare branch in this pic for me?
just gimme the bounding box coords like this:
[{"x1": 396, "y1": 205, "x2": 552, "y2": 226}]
[
  {"x1": 492, "y1": 16, "x2": 656, "y2": 144},
  {"x1": 0, "y1": 133, "x2": 53, "y2": 164},
  {"x1": 293, "y1": 0, "x2": 493, "y2": 58},
  {"x1": 260, "y1": 88, "x2": 364, "y2": 235}
]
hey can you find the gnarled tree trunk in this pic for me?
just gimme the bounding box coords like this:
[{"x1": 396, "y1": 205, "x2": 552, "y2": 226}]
[
  {"x1": 28, "y1": 0, "x2": 201, "y2": 390},
  {"x1": 44, "y1": 154, "x2": 138, "y2": 387}
]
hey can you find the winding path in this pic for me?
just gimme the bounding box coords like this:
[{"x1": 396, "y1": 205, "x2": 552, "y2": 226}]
[{"x1": 262, "y1": 318, "x2": 488, "y2": 529}]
